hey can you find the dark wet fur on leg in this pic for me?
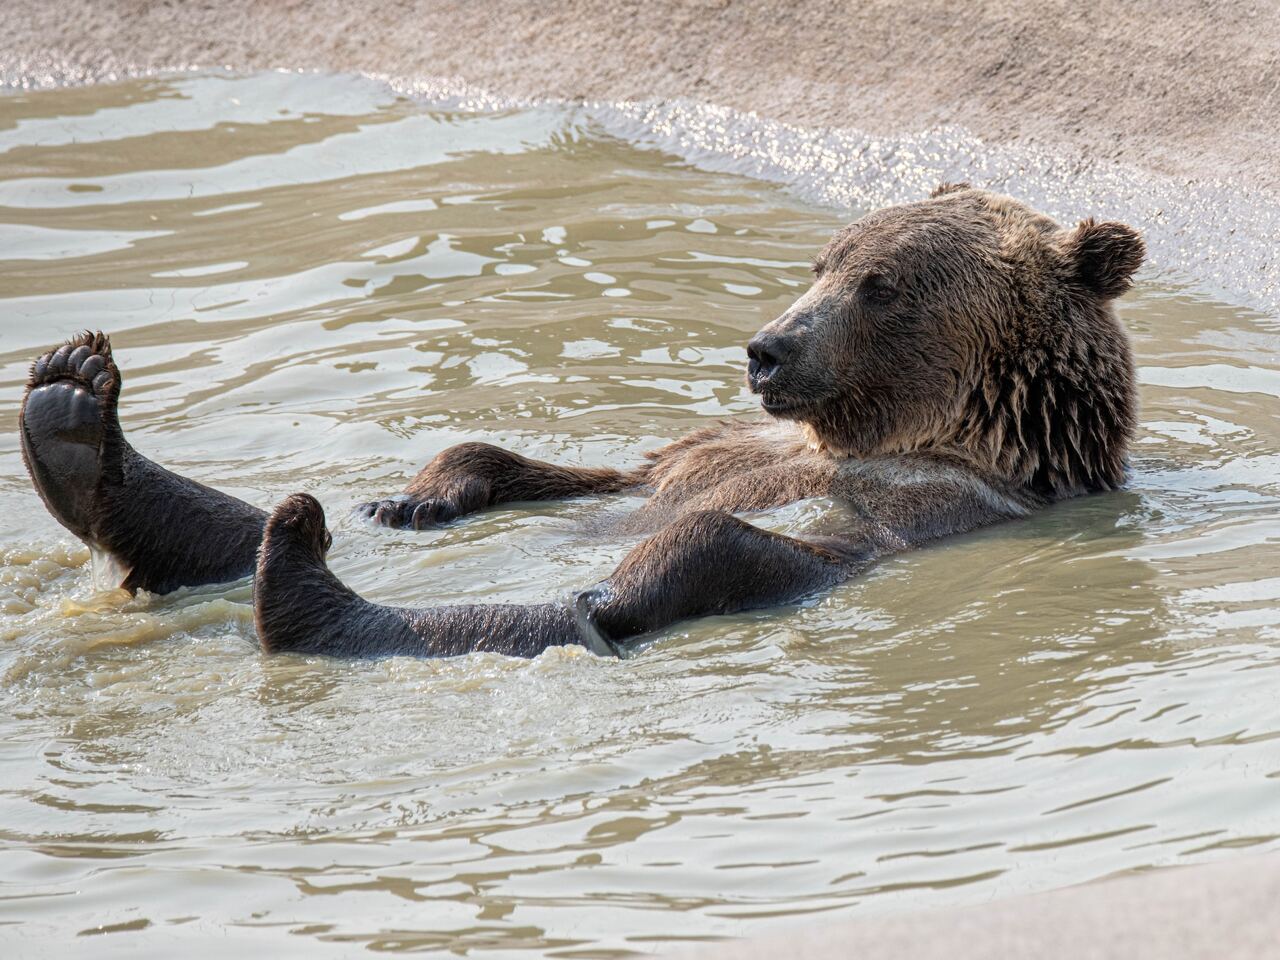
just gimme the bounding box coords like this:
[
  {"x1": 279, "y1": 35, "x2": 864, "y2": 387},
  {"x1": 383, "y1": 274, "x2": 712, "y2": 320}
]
[
  {"x1": 20, "y1": 332, "x2": 266, "y2": 594},
  {"x1": 578, "y1": 509, "x2": 865, "y2": 645},
  {"x1": 255, "y1": 494, "x2": 612, "y2": 658},
  {"x1": 359, "y1": 442, "x2": 640, "y2": 529}
]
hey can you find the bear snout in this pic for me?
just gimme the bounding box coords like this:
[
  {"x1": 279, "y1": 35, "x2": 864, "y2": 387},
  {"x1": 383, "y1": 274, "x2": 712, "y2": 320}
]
[{"x1": 746, "y1": 330, "x2": 798, "y2": 391}]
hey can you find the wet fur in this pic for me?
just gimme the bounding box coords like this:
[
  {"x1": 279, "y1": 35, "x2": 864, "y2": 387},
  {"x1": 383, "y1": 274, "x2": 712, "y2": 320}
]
[
  {"x1": 764, "y1": 186, "x2": 1140, "y2": 501},
  {"x1": 20, "y1": 332, "x2": 266, "y2": 594},
  {"x1": 255, "y1": 494, "x2": 605, "y2": 658},
  {"x1": 21, "y1": 187, "x2": 1144, "y2": 657}
]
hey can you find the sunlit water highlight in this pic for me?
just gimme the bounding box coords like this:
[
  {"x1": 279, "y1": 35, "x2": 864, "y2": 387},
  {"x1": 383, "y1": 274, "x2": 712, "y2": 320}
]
[{"x1": 1, "y1": 72, "x2": 1279, "y2": 957}]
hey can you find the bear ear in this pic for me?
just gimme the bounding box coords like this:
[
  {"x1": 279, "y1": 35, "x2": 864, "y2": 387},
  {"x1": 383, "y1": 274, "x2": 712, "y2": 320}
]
[
  {"x1": 930, "y1": 182, "x2": 971, "y2": 198},
  {"x1": 1060, "y1": 219, "x2": 1145, "y2": 298}
]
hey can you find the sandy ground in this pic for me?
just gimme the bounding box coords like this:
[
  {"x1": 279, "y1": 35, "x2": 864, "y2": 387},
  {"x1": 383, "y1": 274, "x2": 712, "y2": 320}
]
[
  {"x1": 3, "y1": 2, "x2": 1280, "y2": 956},
  {"x1": 3, "y1": 0, "x2": 1279, "y2": 194}
]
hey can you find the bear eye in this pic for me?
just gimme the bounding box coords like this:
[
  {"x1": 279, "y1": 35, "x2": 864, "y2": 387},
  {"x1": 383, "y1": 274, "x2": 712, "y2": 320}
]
[
  {"x1": 861, "y1": 274, "x2": 899, "y2": 305},
  {"x1": 811, "y1": 256, "x2": 827, "y2": 277}
]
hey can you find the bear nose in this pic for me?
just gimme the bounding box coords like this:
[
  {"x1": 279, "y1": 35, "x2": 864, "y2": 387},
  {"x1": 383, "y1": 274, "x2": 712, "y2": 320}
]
[{"x1": 746, "y1": 331, "x2": 796, "y2": 386}]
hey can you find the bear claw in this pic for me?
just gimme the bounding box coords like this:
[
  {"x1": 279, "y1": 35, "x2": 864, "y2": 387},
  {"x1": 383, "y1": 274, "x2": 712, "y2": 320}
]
[
  {"x1": 359, "y1": 495, "x2": 459, "y2": 530},
  {"x1": 28, "y1": 331, "x2": 120, "y2": 404}
]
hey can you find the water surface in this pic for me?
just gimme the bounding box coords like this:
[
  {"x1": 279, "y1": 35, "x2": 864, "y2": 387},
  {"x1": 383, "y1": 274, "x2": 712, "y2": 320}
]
[{"x1": 1, "y1": 72, "x2": 1279, "y2": 957}]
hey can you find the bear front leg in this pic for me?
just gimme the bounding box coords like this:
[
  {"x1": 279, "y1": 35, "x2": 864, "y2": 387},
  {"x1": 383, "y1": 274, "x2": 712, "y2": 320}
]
[
  {"x1": 577, "y1": 510, "x2": 875, "y2": 647},
  {"x1": 359, "y1": 441, "x2": 640, "y2": 529}
]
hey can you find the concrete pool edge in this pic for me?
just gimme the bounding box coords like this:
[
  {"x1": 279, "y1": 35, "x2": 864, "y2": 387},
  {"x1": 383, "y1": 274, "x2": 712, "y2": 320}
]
[{"x1": 5, "y1": 1, "x2": 1278, "y2": 190}]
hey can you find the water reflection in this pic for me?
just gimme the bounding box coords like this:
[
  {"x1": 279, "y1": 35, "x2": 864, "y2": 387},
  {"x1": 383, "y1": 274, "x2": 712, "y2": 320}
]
[{"x1": 0, "y1": 72, "x2": 1278, "y2": 957}]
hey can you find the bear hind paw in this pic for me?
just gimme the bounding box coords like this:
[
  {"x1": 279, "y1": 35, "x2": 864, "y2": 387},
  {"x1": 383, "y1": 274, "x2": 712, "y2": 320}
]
[{"x1": 29, "y1": 330, "x2": 120, "y2": 404}]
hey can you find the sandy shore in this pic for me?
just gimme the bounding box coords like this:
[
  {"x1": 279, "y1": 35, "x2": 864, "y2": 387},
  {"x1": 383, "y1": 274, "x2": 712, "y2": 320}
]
[
  {"x1": 3, "y1": 3, "x2": 1280, "y2": 956},
  {"x1": 4, "y1": 0, "x2": 1279, "y2": 193}
]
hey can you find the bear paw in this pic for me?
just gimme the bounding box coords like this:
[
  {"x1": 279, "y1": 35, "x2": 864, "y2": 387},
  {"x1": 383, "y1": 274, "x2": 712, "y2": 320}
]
[
  {"x1": 357, "y1": 494, "x2": 460, "y2": 530},
  {"x1": 29, "y1": 330, "x2": 120, "y2": 405},
  {"x1": 21, "y1": 332, "x2": 126, "y2": 542}
]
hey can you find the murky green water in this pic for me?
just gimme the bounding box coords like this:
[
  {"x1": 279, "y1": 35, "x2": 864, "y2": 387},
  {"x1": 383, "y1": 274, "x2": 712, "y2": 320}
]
[{"x1": 1, "y1": 72, "x2": 1279, "y2": 957}]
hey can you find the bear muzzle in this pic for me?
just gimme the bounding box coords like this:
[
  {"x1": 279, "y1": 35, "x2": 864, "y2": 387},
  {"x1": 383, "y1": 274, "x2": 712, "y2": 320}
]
[{"x1": 746, "y1": 330, "x2": 798, "y2": 392}]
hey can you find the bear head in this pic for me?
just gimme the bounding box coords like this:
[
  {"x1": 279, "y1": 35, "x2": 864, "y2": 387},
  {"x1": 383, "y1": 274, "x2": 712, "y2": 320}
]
[{"x1": 746, "y1": 184, "x2": 1145, "y2": 498}]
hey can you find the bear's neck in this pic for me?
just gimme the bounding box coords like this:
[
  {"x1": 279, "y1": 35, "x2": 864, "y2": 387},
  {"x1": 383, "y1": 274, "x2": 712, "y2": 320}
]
[{"x1": 952, "y1": 315, "x2": 1138, "y2": 498}]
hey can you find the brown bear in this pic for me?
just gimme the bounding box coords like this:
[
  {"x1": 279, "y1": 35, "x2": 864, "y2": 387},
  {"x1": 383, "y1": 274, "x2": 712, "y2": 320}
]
[{"x1": 19, "y1": 185, "x2": 1144, "y2": 658}]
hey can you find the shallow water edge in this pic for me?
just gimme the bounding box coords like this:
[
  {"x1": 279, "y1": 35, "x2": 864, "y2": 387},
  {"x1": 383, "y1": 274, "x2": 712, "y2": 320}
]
[{"x1": 4, "y1": 64, "x2": 1278, "y2": 319}]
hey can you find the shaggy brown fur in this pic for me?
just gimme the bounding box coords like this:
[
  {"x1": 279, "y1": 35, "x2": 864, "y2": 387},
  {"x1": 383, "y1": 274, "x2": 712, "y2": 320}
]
[
  {"x1": 753, "y1": 184, "x2": 1139, "y2": 496},
  {"x1": 360, "y1": 184, "x2": 1142, "y2": 522},
  {"x1": 21, "y1": 186, "x2": 1144, "y2": 658},
  {"x1": 325, "y1": 185, "x2": 1144, "y2": 655}
]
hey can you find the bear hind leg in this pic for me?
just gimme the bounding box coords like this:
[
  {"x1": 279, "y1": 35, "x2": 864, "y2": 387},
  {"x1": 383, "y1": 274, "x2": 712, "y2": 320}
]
[
  {"x1": 577, "y1": 510, "x2": 872, "y2": 648},
  {"x1": 19, "y1": 331, "x2": 125, "y2": 545}
]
